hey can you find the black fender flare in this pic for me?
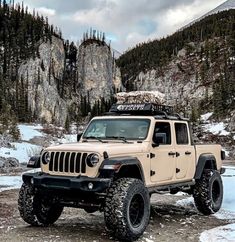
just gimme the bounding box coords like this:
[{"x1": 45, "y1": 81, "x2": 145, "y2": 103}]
[
  {"x1": 99, "y1": 156, "x2": 145, "y2": 184},
  {"x1": 194, "y1": 153, "x2": 217, "y2": 180}
]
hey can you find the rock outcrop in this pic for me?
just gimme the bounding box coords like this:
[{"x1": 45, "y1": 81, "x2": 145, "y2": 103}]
[
  {"x1": 77, "y1": 40, "x2": 124, "y2": 105},
  {"x1": 0, "y1": 134, "x2": 13, "y2": 148},
  {"x1": 0, "y1": 156, "x2": 20, "y2": 173},
  {"x1": 134, "y1": 63, "x2": 209, "y2": 108},
  {"x1": 130, "y1": 40, "x2": 226, "y2": 113},
  {"x1": 18, "y1": 36, "x2": 67, "y2": 126},
  {"x1": 17, "y1": 36, "x2": 124, "y2": 125}
]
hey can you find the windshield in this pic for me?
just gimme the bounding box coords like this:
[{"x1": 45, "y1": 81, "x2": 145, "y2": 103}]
[{"x1": 83, "y1": 119, "x2": 150, "y2": 140}]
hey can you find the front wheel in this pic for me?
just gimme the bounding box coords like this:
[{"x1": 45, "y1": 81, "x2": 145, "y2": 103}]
[
  {"x1": 193, "y1": 170, "x2": 223, "y2": 215},
  {"x1": 18, "y1": 183, "x2": 63, "y2": 226},
  {"x1": 104, "y1": 178, "x2": 150, "y2": 242}
]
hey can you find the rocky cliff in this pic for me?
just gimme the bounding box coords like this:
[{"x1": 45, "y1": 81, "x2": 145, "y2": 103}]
[
  {"x1": 18, "y1": 36, "x2": 67, "y2": 126},
  {"x1": 17, "y1": 36, "x2": 123, "y2": 125},
  {"x1": 132, "y1": 45, "x2": 209, "y2": 108},
  {"x1": 77, "y1": 39, "x2": 123, "y2": 105},
  {"x1": 130, "y1": 37, "x2": 234, "y2": 118}
]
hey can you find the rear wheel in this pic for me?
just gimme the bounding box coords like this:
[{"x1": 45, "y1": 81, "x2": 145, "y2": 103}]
[
  {"x1": 104, "y1": 178, "x2": 150, "y2": 242},
  {"x1": 193, "y1": 170, "x2": 223, "y2": 215}
]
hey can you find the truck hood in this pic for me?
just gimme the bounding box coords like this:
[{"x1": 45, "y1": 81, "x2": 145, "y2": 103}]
[{"x1": 45, "y1": 141, "x2": 148, "y2": 157}]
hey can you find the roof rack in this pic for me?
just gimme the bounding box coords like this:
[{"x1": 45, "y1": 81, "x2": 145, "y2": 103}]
[{"x1": 107, "y1": 103, "x2": 188, "y2": 120}]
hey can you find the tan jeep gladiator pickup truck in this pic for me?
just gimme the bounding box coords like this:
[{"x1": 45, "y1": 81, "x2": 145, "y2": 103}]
[{"x1": 18, "y1": 103, "x2": 225, "y2": 241}]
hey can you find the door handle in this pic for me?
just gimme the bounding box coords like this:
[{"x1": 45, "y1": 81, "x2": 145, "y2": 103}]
[
  {"x1": 168, "y1": 152, "x2": 176, "y2": 156},
  {"x1": 185, "y1": 151, "x2": 191, "y2": 155}
]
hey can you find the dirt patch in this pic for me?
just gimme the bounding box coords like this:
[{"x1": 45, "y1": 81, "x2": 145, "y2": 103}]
[{"x1": 0, "y1": 190, "x2": 229, "y2": 242}]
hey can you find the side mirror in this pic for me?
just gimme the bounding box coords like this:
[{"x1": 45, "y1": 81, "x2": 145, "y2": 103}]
[
  {"x1": 77, "y1": 133, "x2": 83, "y2": 142},
  {"x1": 152, "y1": 143, "x2": 159, "y2": 148}
]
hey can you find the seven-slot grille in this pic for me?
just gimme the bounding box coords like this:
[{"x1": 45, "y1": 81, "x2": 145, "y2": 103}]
[{"x1": 48, "y1": 152, "x2": 88, "y2": 174}]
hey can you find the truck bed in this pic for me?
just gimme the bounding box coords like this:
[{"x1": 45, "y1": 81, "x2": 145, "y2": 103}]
[{"x1": 195, "y1": 144, "x2": 222, "y2": 170}]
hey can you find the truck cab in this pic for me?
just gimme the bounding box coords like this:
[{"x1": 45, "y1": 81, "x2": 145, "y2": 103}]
[{"x1": 150, "y1": 119, "x2": 196, "y2": 184}]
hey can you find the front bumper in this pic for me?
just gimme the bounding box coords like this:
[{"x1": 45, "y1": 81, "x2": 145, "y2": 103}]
[{"x1": 22, "y1": 172, "x2": 111, "y2": 193}]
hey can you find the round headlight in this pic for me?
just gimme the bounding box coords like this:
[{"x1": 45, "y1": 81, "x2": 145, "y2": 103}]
[
  {"x1": 86, "y1": 153, "x2": 99, "y2": 167},
  {"x1": 42, "y1": 152, "x2": 51, "y2": 165}
]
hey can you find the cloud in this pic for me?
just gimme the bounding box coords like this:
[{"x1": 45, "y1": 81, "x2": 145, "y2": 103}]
[
  {"x1": 18, "y1": 0, "x2": 225, "y2": 52},
  {"x1": 37, "y1": 7, "x2": 56, "y2": 17}
]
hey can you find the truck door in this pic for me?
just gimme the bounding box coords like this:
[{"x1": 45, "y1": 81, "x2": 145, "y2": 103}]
[
  {"x1": 150, "y1": 121, "x2": 175, "y2": 183},
  {"x1": 174, "y1": 122, "x2": 195, "y2": 180}
]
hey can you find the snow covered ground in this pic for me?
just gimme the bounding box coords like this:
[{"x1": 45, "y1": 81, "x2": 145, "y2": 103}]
[
  {"x1": 59, "y1": 134, "x2": 77, "y2": 143},
  {"x1": 0, "y1": 168, "x2": 40, "y2": 192},
  {"x1": 201, "y1": 112, "x2": 230, "y2": 136},
  {"x1": 201, "y1": 112, "x2": 213, "y2": 122},
  {"x1": 0, "y1": 124, "x2": 45, "y2": 163},
  {"x1": 0, "y1": 123, "x2": 76, "y2": 164},
  {"x1": 176, "y1": 166, "x2": 235, "y2": 242},
  {"x1": 0, "y1": 175, "x2": 22, "y2": 192},
  {"x1": 18, "y1": 124, "x2": 43, "y2": 141},
  {"x1": 0, "y1": 142, "x2": 42, "y2": 164},
  {"x1": 204, "y1": 122, "x2": 230, "y2": 136},
  {"x1": 200, "y1": 223, "x2": 235, "y2": 242}
]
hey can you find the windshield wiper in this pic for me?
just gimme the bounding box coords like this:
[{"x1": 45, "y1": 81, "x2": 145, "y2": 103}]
[
  {"x1": 84, "y1": 136, "x2": 105, "y2": 143},
  {"x1": 106, "y1": 136, "x2": 128, "y2": 143}
]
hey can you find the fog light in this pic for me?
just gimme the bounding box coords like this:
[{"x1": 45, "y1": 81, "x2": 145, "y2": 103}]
[
  {"x1": 30, "y1": 178, "x2": 34, "y2": 185},
  {"x1": 88, "y1": 182, "x2": 93, "y2": 190}
]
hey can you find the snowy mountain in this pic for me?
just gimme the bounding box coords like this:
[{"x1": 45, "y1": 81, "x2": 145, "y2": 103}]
[
  {"x1": 181, "y1": 0, "x2": 235, "y2": 30},
  {"x1": 206, "y1": 0, "x2": 235, "y2": 15}
]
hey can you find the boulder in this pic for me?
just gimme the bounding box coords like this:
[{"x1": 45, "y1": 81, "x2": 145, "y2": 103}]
[
  {"x1": 0, "y1": 134, "x2": 13, "y2": 148},
  {"x1": 0, "y1": 156, "x2": 6, "y2": 168},
  {"x1": 5, "y1": 157, "x2": 20, "y2": 168},
  {"x1": 0, "y1": 156, "x2": 20, "y2": 173}
]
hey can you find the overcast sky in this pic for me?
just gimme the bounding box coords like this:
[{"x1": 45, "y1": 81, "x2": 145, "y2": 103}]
[{"x1": 19, "y1": 0, "x2": 225, "y2": 52}]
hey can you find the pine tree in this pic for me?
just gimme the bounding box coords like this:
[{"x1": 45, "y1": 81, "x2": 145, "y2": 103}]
[
  {"x1": 190, "y1": 105, "x2": 199, "y2": 124},
  {"x1": 9, "y1": 116, "x2": 20, "y2": 140},
  {"x1": 64, "y1": 115, "x2": 70, "y2": 133}
]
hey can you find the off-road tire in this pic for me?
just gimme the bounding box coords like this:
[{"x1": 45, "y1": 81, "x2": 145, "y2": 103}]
[
  {"x1": 18, "y1": 183, "x2": 39, "y2": 226},
  {"x1": 18, "y1": 183, "x2": 63, "y2": 226},
  {"x1": 193, "y1": 169, "x2": 223, "y2": 215},
  {"x1": 104, "y1": 178, "x2": 150, "y2": 242}
]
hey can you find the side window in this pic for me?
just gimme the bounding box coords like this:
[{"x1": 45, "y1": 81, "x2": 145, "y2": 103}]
[
  {"x1": 153, "y1": 122, "x2": 171, "y2": 145},
  {"x1": 175, "y1": 123, "x2": 189, "y2": 145}
]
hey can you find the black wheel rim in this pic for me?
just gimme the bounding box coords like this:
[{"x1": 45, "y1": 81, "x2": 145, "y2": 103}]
[
  {"x1": 34, "y1": 196, "x2": 52, "y2": 219},
  {"x1": 212, "y1": 179, "x2": 220, "y2": 203},
  {"x1": 129, "y1": 194, "x2": 145, "y2": 228}
]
